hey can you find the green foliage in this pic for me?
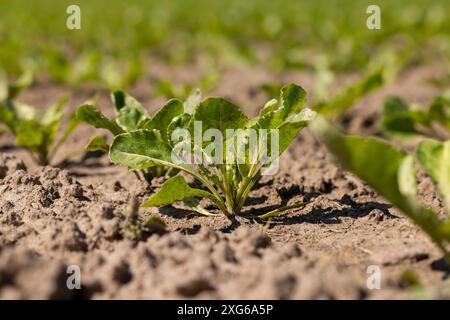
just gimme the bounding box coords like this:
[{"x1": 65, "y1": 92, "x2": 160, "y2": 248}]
[
  {"x1": 86, "y1": 135, "x2": 110, "y2": 152},
  {"x1": 153, "y1": 74, "x2": 218, "y2": 100},
  {"x1": 311, "y1": 117, "x2": 450, "y2": 260},
  {"x1": 0, "y1": 72, "x2": 78, "y2": 165},
  {"x1": 0, "y1": 69, "x2": 33, "y2": 101},
  {"x1": 76, "y1": 104, "x2": 124, "y2": 136},
  {"x1": 142, "y1": 175, "x2": 214, "y2": 207},
  {"x1": 46, "y1": 50, "x2": 143, "y2": 89},
  {"x1": 76, "y1": 90, "x2": 197, "y2": 184},
  {"x1": 109, "y1": 84, "x2": 315, "y2": 217},
  {"x1": 262, "y1": 69, "x2": 385, "y2": 119},
  {"x1": 141, "y1": 99, "x2": 184, "y2": 144},
  {"x1": 380, "y1": 93, "x2": 450, "y2": 140},
  {"x1": 1, "y1": 0, "x2": 449, "y2": 85},
  {"x1": 314, "y1": 70, "x2": 384, "y2": 117},
  {"x1": 417, "y1": 139, "x2": 450, "y2": 211}
]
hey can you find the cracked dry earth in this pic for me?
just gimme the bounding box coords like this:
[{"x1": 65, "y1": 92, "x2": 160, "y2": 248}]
[{"x1": 1, "y1": 64, "x2": 450, "y2": 299}]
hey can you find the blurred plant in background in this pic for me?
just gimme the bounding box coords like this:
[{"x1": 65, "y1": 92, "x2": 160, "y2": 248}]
[{"x1": 0, "y1": 0, "x2": 448, "y2": 88}]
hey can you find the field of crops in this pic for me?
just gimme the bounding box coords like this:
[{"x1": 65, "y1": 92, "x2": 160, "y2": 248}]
[{"x1": 0, "y1": 0, "x2": 449, "y2": 300}]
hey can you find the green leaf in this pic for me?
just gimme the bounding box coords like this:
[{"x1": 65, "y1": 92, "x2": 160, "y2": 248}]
[
  {"x1": 280, "y1": 83, "x2": 307, "y2": 117},
  {"x1": 275, "y1": 108, "x2": 316, "y2": 156},
  {"x1": 167, "y1": 113, "x2": 192, "y2": 146},
  {"x1": 39, "y1": 98, "x2": 66, "y2": 155},
  {"x1": 16, "y1": 120, "x2": 44, "y2": 148},
  {"x1": 0, "y1": 104, "x2": 16, "y2": 131},
  {"x1": 109, "y1": 129, "x2": 173, "y2": 170},
  {"x1": 86, "y1": 135, "x2": 109, "y2": 152},
  {"x1": 52, "y1": 110, "x2": 81, "y2": 155},
  {"x1": 248, "y1": 108, "x2": 315, "y2": 172},
  {"x1": 141, "y1": 99, "x2": 184, "y2": 143},
  {"x1": 14, "y1": 99, "x2": 66, "y2": 164},
  {"x1": 8, "y1": 70, "x2": 33, "y2": 100},
  {"x1": 117, "y1": 105, "x2": 148, "y2": 132},
  {"x1": 429, "y1": 95, "x2": 450, "y2": 130},
  {"x1": 260, "y1": 83, "x2": 282, "y2": 99},
  {"x1": 110, "y1": 127, "x2": 230, "y2": 215},
  {"x1": 311, "y1": 117, "x2": 448, "y2": 252},
  {"x1": 142, "y1": 175, "x2": 213, "y2": 207},
  {"x1": 154, "y1": 79, "x2": 176, "y2": 98},
  {"x1": 311, "y1": 117, "x2": 413, "y2": 212},
  {"x1": 194, "y1": 98, "x2": 248, "y2": 132},
  {"x1": 254, "y1": 109, "x2": 284, "y2": 130},
  {"x1": 11, "y1": 102, "x2": 37, "y2": 121},
  {"x1": 76, "y1": 104, "x2": 124, "y2": 136},
  {"x1": 112, "y1": 91, "x2": 126, "y2": 111},
  {"x1": 110, "y1": 129, "x2": 225, "y2": 211},
  {"x1": 397, "y1": 155, "x2": 418, "y2": 205},
  {"x1": 192, "y1": 98, "x2": 249, "y2": 150},
  {"x1": 236, "y1": 85, "x2": 311, "y2": 176},
  {"x1": 184, "y1": 89, "x2": 202, "y2": 114},
  {"x1": 259, "y1": 98, "x2": 278, "y2": 117},
  {"x1": 380, "y1": 94, "x2": 449, "y2": 140},
  {"x1": 383, "y1": 96, "x2": 409, "y2": 116},
  {"x1": 315, "y1": 70, "x2": 383, "y2": 116},
  {"x1": 0, "y1": 69, "x2": 33, "y2": 100},
  {"x1": 113, "y1": 91, "x2": 149, "y2": 131},
  {"x1": 41, "y1": 97, "x2": 65, "y2": 126},
  {"x1": 381, "y1": 96, "x2": 428, "y2": 137},
  {"x1": 255, "y1": 84, "x2": 307, "y2": 130},
  {"x1": 417, "y1": 139, "x2": 450, "y2": 210}
]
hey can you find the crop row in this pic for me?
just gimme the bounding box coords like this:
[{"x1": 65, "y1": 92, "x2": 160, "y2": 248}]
[
  {"x1": 1, "y1": 70, "x2": 449, "y2": 261},
  {"x1": 1, "y1": 0, "x2": 449, "y2": 88}
]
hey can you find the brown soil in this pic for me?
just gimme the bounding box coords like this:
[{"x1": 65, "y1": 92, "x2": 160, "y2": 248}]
[{"x1": 1, "y1": 63, "x2": 449, "y2": 299}]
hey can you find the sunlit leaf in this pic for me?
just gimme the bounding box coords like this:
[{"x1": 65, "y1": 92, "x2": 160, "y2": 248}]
[
  {"x1": 76, "y1": 104, "x2": 124, "y2": 135},
  {"x1": 86, "y1": 135, "x2": 109, "y2": 152},
  {"x1": 142, "y1": 175, "x2": 213, "y2": 207},
  {"x1": 141, "y1": 99, "x2": 183, "y2": 143},
  {"x1": 417, "y1": 139, "x2": 450, "y2": 210},
  {"x1": 311, "y1": 116, "x2": 449, "y2": 252},
  {"x1": 315, "y1": 70, "x2": 383, "y2": 116}
]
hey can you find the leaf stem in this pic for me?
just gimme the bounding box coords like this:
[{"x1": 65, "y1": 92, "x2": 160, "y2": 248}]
[
  {"x1": 191, "y1": 206, "x2": 218, "y2": 217},
  {"x1": 234, "y1": 158, "x2": 261, "y2": 214},
  {"x1": 220, "y1": 165, "x2": 235, "y2": 213},
  {"x1": 257, "y1": 200, "x2": 311, "y2": 219}
]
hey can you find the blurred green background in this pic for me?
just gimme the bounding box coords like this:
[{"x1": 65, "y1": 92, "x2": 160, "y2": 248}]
[{"x1": 0, "y1": 0, "x2": 448, "y2": 87}]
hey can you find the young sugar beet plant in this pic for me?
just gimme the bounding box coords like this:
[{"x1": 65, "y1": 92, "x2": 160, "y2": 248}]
[
  {"x1": 75, "y1": 90, "x2": 202, "y2": 184},
  {"x1": 311, "y1": 116, "x2": 450, "y2": 262},
  {"x1": 108, "y1": 84, "x2": 316, "y2": 218},
  {"x1": 0, "y1": 71, "x2": 79, "y2": 165},
  {"x1": 260, "y1": 68, "x2": 385, "y2": 119},
  {"x1": 380, "y1": 92, "x2": 450, "y2": 141}
]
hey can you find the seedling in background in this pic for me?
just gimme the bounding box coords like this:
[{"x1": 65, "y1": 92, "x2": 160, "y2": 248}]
[
  {"x1": 109, "y1": 84, "x2": 315, "y2": 218},
  {"x1": 417, "y1": 139, "x2": 450, "y2": 212},
  {"x1": 311, "y1": 117, "x2": 450, "y2": 262},
  {"x1": 260, "y1": 69, "x2": 384, "y2": 119},
  {"x1": 153, "y1": 72, "x2": 219, "y2": 100},
  {"x1": 76, "y1": 90, "x2": 201, "y2": 184},
  {"x1": 44, "y1": 49, "x2": 143, "y2": 90},
  {"x1": 0, "y1": 71, "x2": 79, "y2": 165},
  {"x1": 380, "y1": 93, "x2": 450, "y2": 141},
  {"x1": 313, "y1": 69, "x2": 384, "y2": 117}
]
